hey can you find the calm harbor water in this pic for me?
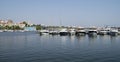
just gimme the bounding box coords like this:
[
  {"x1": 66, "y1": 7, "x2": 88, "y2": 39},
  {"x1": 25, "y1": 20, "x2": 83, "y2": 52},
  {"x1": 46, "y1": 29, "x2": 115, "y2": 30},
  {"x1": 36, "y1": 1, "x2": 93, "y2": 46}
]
[{"x1": 0, "y1": 32, "x2": 120, "y2": 62}]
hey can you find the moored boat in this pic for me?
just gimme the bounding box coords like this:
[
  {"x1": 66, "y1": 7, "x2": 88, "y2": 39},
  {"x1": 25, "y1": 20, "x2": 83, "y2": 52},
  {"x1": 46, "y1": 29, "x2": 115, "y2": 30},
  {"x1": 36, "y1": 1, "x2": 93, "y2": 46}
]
[
  {"x1": 39, "y1": 30, "x2": 49, "y2": 35},
  {"x1": 109, "y1": 29, "x2": 118, "y2": 36},
  {"x1": 76, "y1": 30, "x2": 86, "y2": 36},
  {"x1": 87, "y1": 30, "x2": 97, "y2": 36},
  {"x1": 49, "y1": 30, "x2": 59, "y2": 35},
  {"x1": 59, "y1": 28, "x2": 69, "y2": 36},
  {"x1": 68, "y1": 29, "x2": 76, "y2": 35},
  {"x1": 0, "y1": 30, "x2": 3, "y2": 32},
  {"x1": 98, "y1": 27, "x2": 111, "y2": 35},
  {"x1": 98, "y1": 30, "x2": 110, "y2": 35}
]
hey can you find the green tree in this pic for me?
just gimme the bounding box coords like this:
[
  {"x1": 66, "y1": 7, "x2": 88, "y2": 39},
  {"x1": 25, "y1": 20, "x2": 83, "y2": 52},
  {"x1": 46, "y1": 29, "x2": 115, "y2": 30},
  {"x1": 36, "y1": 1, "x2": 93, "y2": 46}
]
[
  {"x1": 22, "y1": 21, "x2": 28, "y2": 27},
  {"x1": 36, "y1": 25, "x2": 41, "y2": 30},
  {"x1": 5, "y1": 25, "x2": 9, "y2": 29},
  {"x1": 14, "y1": 26, "x2": 21, "y2": 30}
]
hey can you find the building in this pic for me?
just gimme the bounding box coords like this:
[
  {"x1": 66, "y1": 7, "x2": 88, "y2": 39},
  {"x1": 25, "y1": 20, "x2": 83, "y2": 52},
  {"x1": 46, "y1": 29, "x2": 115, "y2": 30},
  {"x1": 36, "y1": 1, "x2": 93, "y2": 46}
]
[{"x1": 24, "y1": 27, "x2": 36, "y2": 31}]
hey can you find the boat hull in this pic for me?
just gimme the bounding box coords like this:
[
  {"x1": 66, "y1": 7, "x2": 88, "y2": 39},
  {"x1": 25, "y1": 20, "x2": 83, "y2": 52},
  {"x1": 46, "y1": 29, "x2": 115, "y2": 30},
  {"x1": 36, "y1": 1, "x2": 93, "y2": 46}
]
[
  {"x1": 59, "y1": 32, "x2": 69, "y2": 36},
  {"x1": 76, "y1": 32, "x2": 86, "y2": 36}
]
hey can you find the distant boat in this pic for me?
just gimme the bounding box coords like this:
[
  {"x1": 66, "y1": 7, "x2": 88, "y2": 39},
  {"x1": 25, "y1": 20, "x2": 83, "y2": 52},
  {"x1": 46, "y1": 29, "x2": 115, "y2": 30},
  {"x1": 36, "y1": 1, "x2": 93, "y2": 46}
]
[
  {"x1": 68, "y1": 29, "x2": 76, "y2": 35},
  {"x1": 59, "y1": 28, "x2": 69, "y2": 36},
  {"x1": 88, "y1": 30, "x2": 97, "y2": 36},
  {"x1": 6, "y1": 30, "x2": 14, "y2": 32},
  {"x1": 76, "y1": 29, "x2": 86, "y2": 36},
  {"x1": 98, "y1": 28, "x2": 110, "y2": 35},
  {"x1": 109, "y1": 29, "x2": 118, "y2": 36},
  {"x1": 0, "y1": 30, "x2": 3, "y2": 32},
  {"x1": 118, "y1": 31, "x2": 120, "y2": 35},
  {"x1": 20, "y1": 30, "x2": 25, "y2": 32},
  {"x1": 49, "y1": 31, "x2": 59, "y2": 35},
  {"x1": 98, "y1": 27, "x2": 111, "y2": 35},
  {"x1": 98, "y1": 30, "x2": 108, "y2": 35},
  {"x1": 39, "y1": 30, "x2": 49, "y2": 35},
  {"x1": 11, "y1": 30, "x2": 25, "y2": 32}
]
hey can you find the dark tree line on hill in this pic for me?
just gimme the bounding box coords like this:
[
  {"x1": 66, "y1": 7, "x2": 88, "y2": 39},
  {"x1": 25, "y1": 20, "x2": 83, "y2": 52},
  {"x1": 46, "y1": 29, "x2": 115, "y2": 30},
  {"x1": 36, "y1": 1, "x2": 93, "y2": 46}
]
[{"x1": 0, "y1": 25, "x2": 23, "y2": 30}]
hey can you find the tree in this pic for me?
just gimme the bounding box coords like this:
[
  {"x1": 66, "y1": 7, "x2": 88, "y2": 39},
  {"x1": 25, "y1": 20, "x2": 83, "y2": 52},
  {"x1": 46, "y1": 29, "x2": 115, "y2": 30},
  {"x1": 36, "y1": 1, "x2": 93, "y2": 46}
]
[
  {"x1": 36, "y1": 25, "x2": 41, "y2": 30},
  {"x1": 22, "y1": 21, "x2": 28, "y2": 27},
  {"x1": 5, "y1": 25, "x2": 9, "y2": 29},
  {"x1": 14, "y1": 26, "x2": 21, "y2": 30},
  {"x1": 0, "y1": 25, "x2": 4, "y2": 30}
]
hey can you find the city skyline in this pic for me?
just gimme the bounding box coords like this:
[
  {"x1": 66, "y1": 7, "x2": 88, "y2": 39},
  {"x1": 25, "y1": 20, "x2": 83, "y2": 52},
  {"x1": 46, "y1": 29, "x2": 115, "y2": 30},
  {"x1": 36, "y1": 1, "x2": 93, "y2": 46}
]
[{"x1": 0, "y1": 0, "x2": 120, "y2": 27}]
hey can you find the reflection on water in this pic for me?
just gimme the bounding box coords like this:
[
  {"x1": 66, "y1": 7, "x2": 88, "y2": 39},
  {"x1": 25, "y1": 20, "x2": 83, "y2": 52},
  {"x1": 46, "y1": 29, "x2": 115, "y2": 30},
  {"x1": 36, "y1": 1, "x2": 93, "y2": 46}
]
[
  {"x1": 68, "y1": 36, "x2": 76, "y2": 42},
  {"x1": 61, "y1": 36, "x2": 67, "y2": 42},
  {"x1": 0, "y1": 32, "x2": 120, "y2": 62},
  {"x1": 60, "y1": 36, "x2": 67, "y2": 46},
  {"x1": 98, "y1": 35, "x2": 110, "y2": 40},
  {"x1": 110, "y1": 35, "x2": 117, "y2": 40},
  {"x1": 110, "y1": 36, "x2": 118, "y2": 44},
  {"x1": 76, "y1": 35, "x2": 86, "y2": 41},
  {"x1": 88, "y1": 35, "x2": 97, "y2": 41}
]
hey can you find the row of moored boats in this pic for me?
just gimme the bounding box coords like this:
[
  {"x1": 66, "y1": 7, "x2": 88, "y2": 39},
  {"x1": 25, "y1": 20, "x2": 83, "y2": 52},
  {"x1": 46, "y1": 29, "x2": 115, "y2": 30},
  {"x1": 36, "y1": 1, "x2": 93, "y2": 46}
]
[{"x1": 39, "y1": 28, "x2": 120, "y2": 36}]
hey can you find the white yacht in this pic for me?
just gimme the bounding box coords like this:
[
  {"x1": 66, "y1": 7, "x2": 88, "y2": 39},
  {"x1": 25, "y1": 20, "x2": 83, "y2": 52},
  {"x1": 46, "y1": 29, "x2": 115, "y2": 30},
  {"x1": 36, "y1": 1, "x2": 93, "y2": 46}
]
[
  {"x1": 98, "y1": 27, "x2": 111, "y2": 35},
  {"x1": 109, "y1": 29, "x2": 118, "y2": 36},
  {"x1": 76, "y1": 29, "x2": 86, "y2": 36},
  {"x1": 49, "y1": 30, "x2": 59, "y2": 35},
  {"x1": 68, "y1": 29, "x2": 76, "y2": 35},
  {"x1": 59, "y1": 28, "x2": 69, "y2": 36},
  {"x1": 98, "y1": 28, "x2": 110, "y2": 35},
  {"x1": 88, "y1": 30, "x2": 97, "y2": 36},
  {"x1": 0, "y1": 30, "x2": 3, "y2": 32},
  {"x1": 39, "y1": 30, "x2": 49, "y2": 35}
]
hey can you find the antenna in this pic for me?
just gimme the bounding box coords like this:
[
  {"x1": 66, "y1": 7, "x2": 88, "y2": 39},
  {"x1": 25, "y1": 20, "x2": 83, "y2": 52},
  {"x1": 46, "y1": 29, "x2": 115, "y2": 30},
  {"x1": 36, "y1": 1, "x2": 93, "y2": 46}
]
[{"x1": 59, "y1": 16, "x2": 62, "y2": 26}]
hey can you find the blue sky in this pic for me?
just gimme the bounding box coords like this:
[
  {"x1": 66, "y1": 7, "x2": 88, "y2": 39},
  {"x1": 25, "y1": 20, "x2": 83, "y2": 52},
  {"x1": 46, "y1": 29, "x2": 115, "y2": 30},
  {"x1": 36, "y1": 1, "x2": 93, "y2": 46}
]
[{"x1": 0, "y1": 0, "x2": 120, "y2": 27}]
